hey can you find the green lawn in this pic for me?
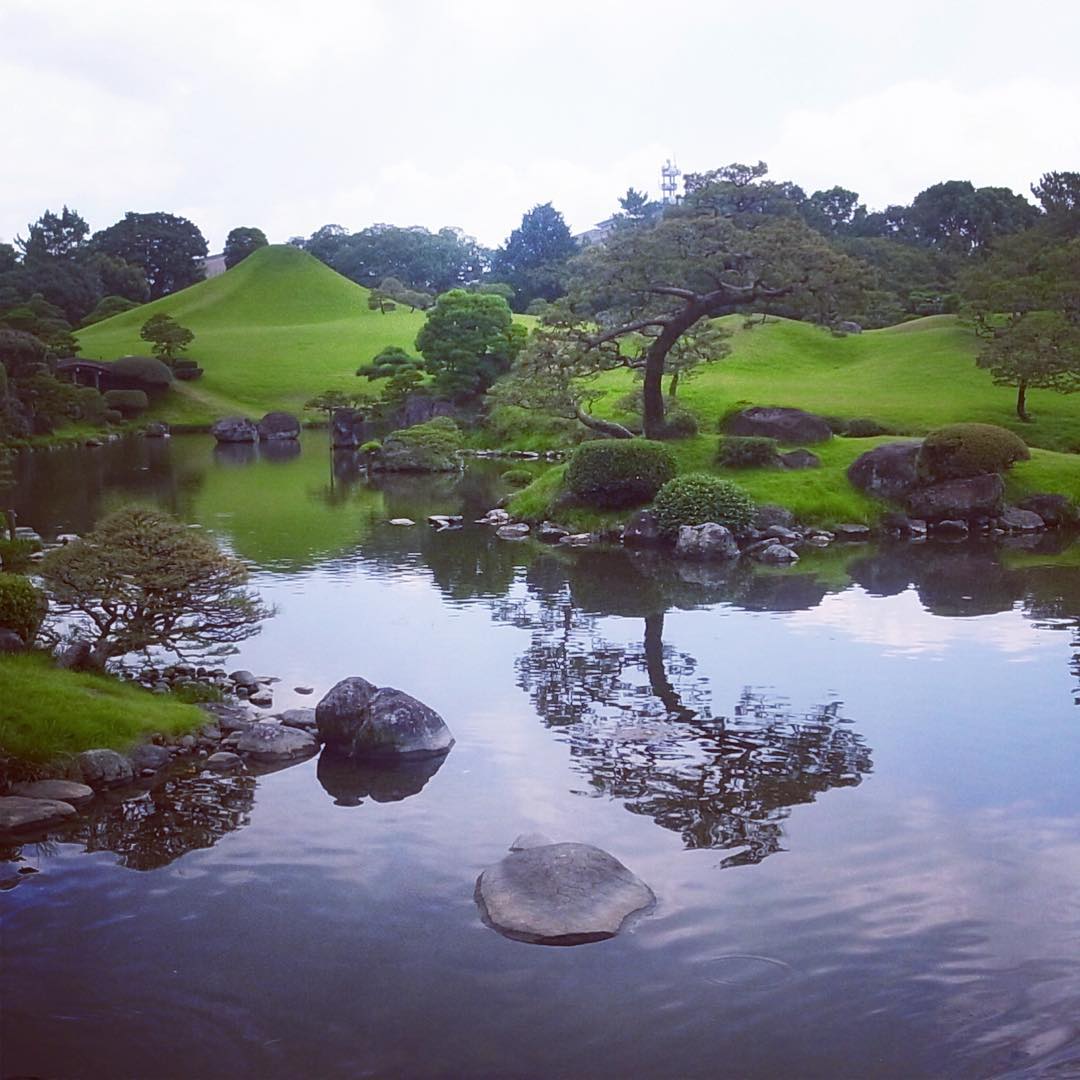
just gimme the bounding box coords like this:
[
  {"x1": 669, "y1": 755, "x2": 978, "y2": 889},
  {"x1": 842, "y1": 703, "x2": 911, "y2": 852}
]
[
  {"x1": 591, "y1": 315, "x2": 1080, "y2": 455},
  {"x1": 0, "y1": 652, "x2": 203, "y2": 763},
  {"x1": 77, "y1": 245, "x2": 427, "y2": 424}
]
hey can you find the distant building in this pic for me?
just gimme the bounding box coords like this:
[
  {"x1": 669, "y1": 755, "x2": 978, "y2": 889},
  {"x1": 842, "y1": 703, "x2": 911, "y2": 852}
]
[
  {"x1": 201, "y1": 252, "x2": 227, "y2": 279},
  {"x1": 575, "y1": 216, "x2": 620, "y2": 247}
]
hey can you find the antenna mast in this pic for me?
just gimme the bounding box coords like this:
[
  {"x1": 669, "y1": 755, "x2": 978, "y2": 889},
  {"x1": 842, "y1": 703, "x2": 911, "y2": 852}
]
[{"x1": 660, "y1": 157, "x2": 681, "y2": 205}]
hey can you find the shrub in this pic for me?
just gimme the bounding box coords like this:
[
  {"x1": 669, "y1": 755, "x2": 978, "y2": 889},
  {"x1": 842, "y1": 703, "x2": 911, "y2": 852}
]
[
  {"x1": 104, "y1": 389, "x2": 149, "y2": 417},
  {"x1": 0, "y1": 539, "x2": 40, "y2": 571},
  {"x1": 565, "y1": 439, "x2": 677, "y2": 509},
  {"x1": 73, "y1": 386, "x2": 107, "y2": 425},
  {"x1": 103, "y1": 409, "x2": 123, "y2": 424},
  {"x1": 81, "y1": 295, "x2": 140, "y2": 327},
  {"x1": 843, "y1": 417, "x2": 893, "y2": 438},
  {"x1": 653, "y1": 474, "x2": 756, "y2": 535},
  {"x1": 918, "y1": 422, "x2": 1030, "y2": 481},
  {"x1": 359, "y1": 440, "x2": 382, "y2": 454},
  {"x1": 376, "y1": 416, "x2": 462, "y2": 471},
  {"x1": 170, "y1": 681, "x2": 223, "y2": 705},
  {"x1": 718, "y1": 435, "x2": 780, "y2": 468},
  {"x1": 0, "y1": 573, "x2": 47, "y2": 642},
  {"x1": 501, "y1": 467, "x2": 533, "y2": 486},
  {"x1": 109, "y1": 355, "x2": 173, "y2": 391},
  {"x1": 656, "y1": 407, "x2": 699, "y2": 439}
]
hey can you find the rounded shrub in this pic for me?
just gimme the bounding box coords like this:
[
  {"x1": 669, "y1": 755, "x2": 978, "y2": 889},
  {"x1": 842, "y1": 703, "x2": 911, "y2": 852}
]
[
  {"x1": 843, "y1": 417, "x2": 893, "y2": 438},
  {"x1": 0, "y1": 573, "x2": 47, "y2": 642},
  {"x1": 565, "y1": 439, "x2": 677, "y2": 509},
  {"x1": 103, "y1": 389, "x2": 149, "y2": 417},
  {"x1": 918, "y1": 423, "x2": 1030, "y2": 481},
  {"x1": 657, "y1": 407, "x2": 699, "y2": 440},
  {"x1": 103, "y1": 408, "x2": 123, "y2": 424},
  {"x1": 501, "y1": 467, "x2": 534, "y2": 487},
  {"x1": 718, "y1": 435, "x2": 780, "y2": 468},
  {"x1": 653, "y1": 473, "x2": 756, "y2": 535}
]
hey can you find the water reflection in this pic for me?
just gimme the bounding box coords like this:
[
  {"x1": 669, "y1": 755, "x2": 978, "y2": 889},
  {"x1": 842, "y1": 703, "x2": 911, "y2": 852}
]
[{"x1": 316, "y1": 747, "x2": 449, "y2": 806}]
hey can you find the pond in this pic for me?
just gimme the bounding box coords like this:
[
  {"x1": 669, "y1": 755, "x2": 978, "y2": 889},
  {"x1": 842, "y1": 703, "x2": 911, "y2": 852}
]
[{"x1": 3, "y1": 434, "x2": 1080, "y2": 1079}]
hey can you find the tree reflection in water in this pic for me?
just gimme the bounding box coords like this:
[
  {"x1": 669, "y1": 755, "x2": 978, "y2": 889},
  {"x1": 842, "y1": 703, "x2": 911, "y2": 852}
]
[
  {"x1": 504, "y1": 568, "x2": 872, "y2": 864},
  {"x1": 71, "y1": 766, "x2": 256, "y2": 871}
]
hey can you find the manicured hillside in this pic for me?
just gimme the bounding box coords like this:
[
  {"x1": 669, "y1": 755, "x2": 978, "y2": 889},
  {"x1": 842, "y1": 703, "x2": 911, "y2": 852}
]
[
  {"x1": 592, "y1": 315, "x2": 1080, "y2": 454},
  {"x1": 76, "y1": 245, "x2": 426, "y2": 424}
]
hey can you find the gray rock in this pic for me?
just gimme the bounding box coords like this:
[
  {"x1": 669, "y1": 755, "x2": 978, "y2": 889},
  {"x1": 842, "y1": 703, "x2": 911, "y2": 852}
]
[
  {"x1": 427, "y1": 515, "x2": 463, "y2": 529},
  {"x1": 205, "y1": 751, "x2": 244, "y2": 771},
  {"x1": 536, "y1": 521, "x2": 570, "y2": 543},
  {"x1": 396, "y1": 394, "x2": 456, "y2": 428},
  {"x1": 211, "y1": 416, "x2": 259, "y2": 444},
  {"x1": 127, "y1": 743, "x2": 172, "y2": 773},
  {"x1": 779, "y1": 448, "x2": 820, "y2": 469},
  {"x1": 836, "y1": 320, "x2": 862, "y2": 334},
  {"x1": 316, "y1": 677, "x2": 454, "y2": 758},
  {"x1": 1000, "y1": 507, "x2": 1045, "y2": 532},
  {"x1": 847, "y1": 441, "x2": 923, "y2": 500},
  {"x1": 834, "y1": 523, "x2": 872, "y2": 539},
  {"x1": 764, "y1": 525, "x2": 801, "y2": 543},
  {"x1": 675, "y1": 523, "x2": 739, "y2": 561},
  {"x1": 231, "y1": 723, "x2": 317, "y2": 763},
  {"x1": 479, "y1": 509, "x2": 511, "y2": 526},
  {"x1": 476, "y1": 842, "x2": 655, "y2": 945},
  {"x1": 228, "y1": 669, "x2": 258, "y2": 688},
  {"x1": 0, "y1": 629, "x2": 25, "y2": 653},
  {"x1": 908, "y1": 519, "x2": 928, "y2": 537},
  {"x1": 558, "y1": 533, "x2": 596, "y2": 547},
  {"x1": 724, "y1": 406, "x2": 832, "y2": 445},
  {"x1": 934, "y1": 519, "x2": 970, "y2": 536},
  {"x1": 276, "y1": 708, "x2": 318, "y2": 733},
  {"x1": 257, "y1": 411, "x2": 300, "y2": 441},
  {"x1": 249, "y1": 689, "x2": 274, "y2": 708},
  {"x1": 622, "y1": 510, "x2": 663, "y2": 547},
  {"x1": 143, "y1": 421, "x2": 169, "y2": 438},
  {"x1": 0, "y1": 796, "x2": 78, "y2": 834},
  {"x1": 294, "y1": 686, "x2": 314, "y2": 695},
  {"x1": 77, "y1": 749, "x2": 134, "y2": 788},
  {"x1": 752, "y1": 504, "x2": 795, "y2": 530},
  {"x1": 907, "y1": 474, "x2": 1005, "y2": 522},
  {"x1": 11, "y1": 780, "x2": 94, "y2": 807},
  {"x1": 330, "y1": 407, "x2": 369, "y2": 448},
  {"x1": 1017, "y1": 493, "x2": 1077, "y2": 528},
  {"x1": 56, "y1": 639, "x2": 94, "y2": 671},
  {"x1": 756, "y1": 543, "x2": 800, "y2": 564},
  {"x1": 496, "y1": 523, "x2": 530, "y2": 540},
  {"x1": 389, "y1": 518, "x2": 415, "y2": 527}
]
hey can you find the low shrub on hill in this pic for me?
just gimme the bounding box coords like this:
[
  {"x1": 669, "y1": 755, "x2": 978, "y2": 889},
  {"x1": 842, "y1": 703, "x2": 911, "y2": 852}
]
[
  {"x1": 656, "y1": 407, "x2": 700, "y2": 439},
  {"x1": 104, "y1": 389, "x2": 149, "y2": 417},
  {"x1": 718, "y1": 435, "x2": 780, "y2": 468},
  {"x1": 501, "y1": 467, "x2": 534, "y2": 487},
  {"x1": 0, "y1": 573, "x2": 47, "y2": 642},
  {"x1": 565, "y1": 439, "x2": 676, "y2": 509},
  {"x1": 918, "y1": 422, "x2": 1030, "y2": 481},
  {"x1": 653, "y1": 474, "x2": 756, "y2": 534},
  {"x1": 110, "y1": 356, "x2": 173, "y2": 392}
]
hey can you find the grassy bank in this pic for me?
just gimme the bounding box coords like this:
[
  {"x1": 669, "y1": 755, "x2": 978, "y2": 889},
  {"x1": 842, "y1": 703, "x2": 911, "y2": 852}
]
[
  {"x1": 0, "y1": 652, "x2": 203, "y2": 763},
  {"x1": 509, "y1": 437, "x2": 1080, "y2": 531}
]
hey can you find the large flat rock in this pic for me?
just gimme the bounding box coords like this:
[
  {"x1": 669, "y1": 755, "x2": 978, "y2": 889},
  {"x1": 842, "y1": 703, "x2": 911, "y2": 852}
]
[
  {"x1": 11, "y1": 780, "x2": 94, "y2": 807},
  {"x1": 476, "y1": 842, "x2": 655, "y2": 946},
  {"x1": 0, "y1": 796, "x2": 78, "y2": 834},
  {"x1": 232, "y1": 723, "x2": 318, "y2": 763}
]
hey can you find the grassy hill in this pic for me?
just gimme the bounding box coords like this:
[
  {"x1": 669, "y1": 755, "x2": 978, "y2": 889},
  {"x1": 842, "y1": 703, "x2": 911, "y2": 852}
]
[
  {"x1": 76, "y1": 245, "x2": 426, "y2": 425},
  {"x1": 590, "y1": 315, "x2": 1080, "y2": 455}
]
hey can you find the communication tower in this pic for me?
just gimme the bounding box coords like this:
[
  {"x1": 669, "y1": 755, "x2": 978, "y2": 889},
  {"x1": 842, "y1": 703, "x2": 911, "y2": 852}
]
[{"x1": 660, "y1": 158, "x2": 681, "y2": 205}]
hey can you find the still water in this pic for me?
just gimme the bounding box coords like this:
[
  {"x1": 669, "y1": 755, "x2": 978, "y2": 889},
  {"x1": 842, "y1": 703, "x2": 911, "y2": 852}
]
[{"x1": 3, "y1": 435, "x2": 1079, "y2": 1079}]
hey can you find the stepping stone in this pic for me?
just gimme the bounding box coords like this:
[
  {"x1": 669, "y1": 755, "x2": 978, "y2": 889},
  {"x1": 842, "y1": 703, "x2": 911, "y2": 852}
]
[
  {"x1": 11, "y1": 780, "x2": 94, "y2": 808},
  {"x1": 0, "y1": 796, "x2": 78, "y2": 835}
]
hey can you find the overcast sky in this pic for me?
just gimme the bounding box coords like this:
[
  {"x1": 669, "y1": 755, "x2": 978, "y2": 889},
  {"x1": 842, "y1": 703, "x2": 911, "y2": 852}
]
[{"x1": 3, "y1": 0, "x2": 1078, "y2": 252}]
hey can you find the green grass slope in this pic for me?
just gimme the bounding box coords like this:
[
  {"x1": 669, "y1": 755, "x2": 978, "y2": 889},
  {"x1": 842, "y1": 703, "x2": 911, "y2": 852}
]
[
  {"x1": 592, "y1": 315, "x2": 1080, "y2": 454},
  {"x1": 76, "y1": 245, "x2": 426, "y2": 424}
]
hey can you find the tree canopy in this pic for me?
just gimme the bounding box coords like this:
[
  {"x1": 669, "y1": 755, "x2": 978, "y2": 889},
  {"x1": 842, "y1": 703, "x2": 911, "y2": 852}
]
[
  {"x1": 490, "y1": 203, "x2": 578, "y2": 310},
  {"x1": 91, "y1": 211, "x2": 208, "y2": 299},
  {"x1": 223, "y1": 226, "x2": 269, "y2": 269}
]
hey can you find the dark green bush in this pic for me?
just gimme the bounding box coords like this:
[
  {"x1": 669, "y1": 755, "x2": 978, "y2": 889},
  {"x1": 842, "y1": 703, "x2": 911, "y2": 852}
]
[
  {"x1": 656, "y1": 407, "x2": 699, "y2": 439},
  {"x1": 501, "y1": 467, "x2": 534, "y2": 487},
  {"x1": 81, "y1": 295, "x2": 140, "y2": 327},
  {"x1": 73, "y1": 386, "x2": 107, "y2": 425},
  {"x1": 0, "y1": 573, "x2": 47, "y2": 642},
  {"x1": 110, "y1": 355, "x2": 173, "y2": 390},
  {"x1": 376, "y1": 416, "x2": 462, "y2": 471},
  {"x1": 565, "y1": 439, "x2": 677, "y2": 509},
  {"x1": 0, "y1": 539, "x2": 40, "y2": 571},
  {"x1": 653, "y1": 473, "x2": 756, "y2": 534},
  {"x1": 843, "y1": 417, "x2": 893, "y2": 438},
  {"x1": 104, "y1": 389, "x2": 149, "y2": 417},
  {"x1": 103, "y1": 409, "x2": 123, "y2": 424},
  {"x1": 718, "y1": 435, "x2": 780, "y2": 468},
  {"x1": 918, "y1": 423, "x2": 1030, "y2": 481}
]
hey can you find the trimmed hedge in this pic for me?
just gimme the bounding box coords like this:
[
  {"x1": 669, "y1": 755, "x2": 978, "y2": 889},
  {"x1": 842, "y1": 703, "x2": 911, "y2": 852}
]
[
  {"x1": 653, "y1": 473, "x2": 756, "y2": 535},
  {"x1": 918, "y1": 423, "x2": 1030, "y2": 481},
  {"x1": 0, "y1": 573, "x2": 47, "y2": 642},
  {"x1": 104, "y1": 389, "x2": 149, "y2": 417},
  {"x1": 656, "y1": 407, "x2": 699, "y2": 439},
  {"x1": 501, "y1": 467, "x2": 534, "y2": 487},
  {"x1": 110, "y1": 355, "x2": 173, "y2": 390},
  {"x1": 565, "y1": 439, "x2": 677, "y2": 509},
  {"x1": 718, "y1": 435, "x2": 780, "y2": 468}
]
